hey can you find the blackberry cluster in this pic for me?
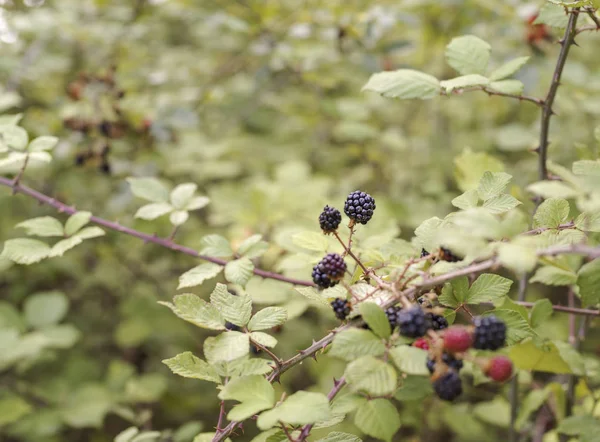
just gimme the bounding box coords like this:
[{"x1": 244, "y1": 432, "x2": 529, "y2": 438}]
[
  {"x1": 426, "y1": 354, "x2": 463, "y2": 374},
  {"x1": 427, "y1": 313, "x2": 448, "y2": 330},
  {"x1": 331, "y1": 298, "x2": 352, "y2": 320},
  {"x1": 319, "y1": 206, "x2": 342, "y2": 233},
  {"x1": 398, "y1": 306, "x2": 431, "y2": 338},
  {"x1": 433, "y1": 372, "x2": 463, "y2": 401},
  {"x1": 385, "y1": 306, "x2": 402, "y2": 329},
  {"x1": 473, "y1": 315, "x2": 507, "y2": 350},
  {"x1": 439, "y1": 247, "x2": 461, "y2": 262},
  {"x1": 312, "y1": 253, "x2": 347, "y2": 288},
  {"x1": 344, "y1": 191, "x2": 376, "y2": 225}
]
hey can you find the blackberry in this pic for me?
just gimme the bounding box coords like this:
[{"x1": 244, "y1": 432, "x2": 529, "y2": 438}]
[
  {"x1": 439, "y1": 247, "x2": 461, "y2": 262},
  {"x1": 250, "y1": 344, "x2": 261, "y2": 355},
  {"x1": 442, "y1": 353, "x2": 464, "y2": 372},
  {"x1": 398, "y1": 306, "x2": 431, "y2": 338},
  {"x1": 225, "y1": 321, "x2": 241, "y2": 331},
  {"x1": 417, "y1": 296, "x2": 432, "y2": 308},
  {"x1": 99, "y1": 162, "x2": 111, "y2": 175},
  {"x1": 312, "y1": 253, "x2": 347, "y2": 288},
  {"x1": 331, "y1": 298, "x2": 352, "y2": 320},
  {"x1": 427, "y1": 313, "x2": 448, "y2": 330},
  {"x1": 385, "y1": 306, "x2": 402, "y2": 329},
  {"x1": 421, "y1": 248, "x2": 430, "y2": 258},
  {"x1": 426, "y1": 358, "x2": 436, "y2": 374},
  {"x1": 319, "y1": 205, "x2": 342, "y2": 233},
  {"x1": 473, "y1": 315, "x2": 507, "y2": 350},
  {"x1": 343, "y1": 191, "x2": 376, "y2": 225},
  {"x1": 433, "y1": 371, "x2": 463, "y2": 401}
]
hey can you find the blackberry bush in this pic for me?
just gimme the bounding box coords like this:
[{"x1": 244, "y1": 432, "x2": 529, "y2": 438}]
[
  {"x1": 343, "y1": 190, "x2": 376, "y2": 225},
  {"x1": 473, "y1": 315, "x2": 507, "y2": 350}
]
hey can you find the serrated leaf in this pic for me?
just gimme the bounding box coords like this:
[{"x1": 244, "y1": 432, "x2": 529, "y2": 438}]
[
  {"x1": 445, "y1": 35, "x2": 491, "y2": 75},
  {"x1": 486, "y1": 310, "x2": 535, "y2": 345},
  {"x1": 249, "y1": 331, "x2": 277, "y2": 348},
  {"x1": 162, "y1": 351, "x2": 221, "y2": 383},
  {"x1": 390, "y1": 345, "x2": 429, "y2": 375},
  {"x1": 529, "y1": 299, "x2": 554, "y2": 329},
  {"x1": 218, "y1": 375, "x2": 275, "y2": 421},
  {"x1": 294, "y1": 286, "x2": 330, "y2": 307},
  {"x1": 158, "y1": 294, "x2": 225, "y2": 330},
  {"x1": 329, "y1": 328, "x2": 386, "y2": 361},
  {"x1": 200, "y1": 234, "x2": 233, "y2": 257},
  {"x1": 577, "y1": 259, "x2": 600, "y2": 307},
  {"x1": 49, "y1": 236, "x2": 83, "y2": 257},
  {"x1": 169, "y1": 210, "x2": 189, "y2": 226},
  {"x1": 358, "y1": 303, "x2": 391, "y2": 338},
  {"x1": 64, "y1": 212, "x2": 92, "y2": 236},
  {"x1": 135, "y1": 203, "x2": 173, "y2": 220},
  {"x1": 238, "y1": 234, "x2": 269, "y2": 258},
  {"x1": 362, "y1": 69, "x2": 441, "y2": 100},
  {"x1": 345, "y1": 356, "x2": 397, "y2": 396},
  {"x1": 476, "y1": 172, "x2": 512, "y2": 200},
  {"x1": 24, "y1": 291, "x2": 69, "y2": 328},
  {"x1": 414, "y1": 216, "x2": 443, "y2": 251},
  {"x1": 395, "y1": 376, "x2": 433, "y2": 401},
  {"x1": 530, "y1": 266, "x2": 577, "y2": 286},
  {"x1": 178, "y1": 263, "x2": 223, "y2": 289},
  {"x1": 210, "y1": 283, "x2": 252, "y2": 326},
  {"x1": 554, "y1": 341, "x2": 585, "y2": 375},
  {"x1": 575, "y1": 212, "x2": 600, "y2": 232},
  {"x1": 497, "y1": 243, "x2": 537, "y2": 274},
  {"x1": 170, "y1": 183, "x2": 197, "y2": 209},
  {"x1": 29, "y1": 135, "x2": 58, "y2": 151},
  {"x1": 488, "y1": 80, "x2": 524, "y2": 95},
  {"x1": 527, "y1": 181, "x2": 579, "y2": 199},
  {"x1": 257, "y1": 391, "x2": 331, "y2": 430},
  {"x1": 534, "y1": 2, "x2": 570, "y2": 28},
  {"x1": 489, "y1": 56, "x2": 530, "y2": 81},
  {"x1": 482, "y1": 194, "x2": 521, "y2": 214},
  {"x1": 225, "y1": 357, "x2": 273, "y2": 377},
  {"x1": 354, "y1": 399, "x2": 400, "y2": 442},
  {"x1": 466, "y1": 274, "x2": 513, "y2": 305},
  {"x1": 73, "y1": 226, "x2": 104, "y2": 240},
  {"x1": 533, "y1": 198, "x2": 570, "y2": 228},
  {"x1": 473, "y1": 398, "x2": 511, "y2": 428},
  {"x1": 0, "y1": 125, "x2": 28, "y2": 150},
  {"x1": 438, "y1": 276, "x2": 469, "y2": 308},
  {"x1": 441, "y1": 74, "x2": 489, "y2": 93},
  {"x1": 16, "y1": 216, "x2": 64, "y2": 237},
  {"x1": 452, "y1": 189, "x2": 479, "y2": 210},
  {"x1": 291, "y1": 231, "x2": 329, "y2": 252},
  {"x1": 224, "y1": 257, "x2": 254, "y2": 287},
  {"x1": 248, "y1": 307, "x2": 287, "y2": 331},
  {"x1": 127, "y1": 177, "x2": 170, "y2": 203},
  {"x1": 204, "y1": 332, "x2": 250, "y2": 363},
  {"x1": 317, "y1": 432, "x2": 362, "y2": 442},
  {"x1": 1, "y1": 238, "x2": 51, "y2": 264}
]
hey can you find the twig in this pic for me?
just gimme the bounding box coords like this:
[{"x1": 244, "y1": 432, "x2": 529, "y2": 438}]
[
  {"x1": 480, "y1": 87, "x2": 545, "y2": 107},
  {"x1": 515, "y1": 301, "x2": 598, "y2": 317},
  {"x1": 585, "y1": 7, "x2": 600, "y2": 29},
  {"x1": 249, "y1": 338, "x2": 283, "y2": 367},
  {"x1": 11, "y1": 154, "x2": 30, "y2": 191},
  {"x1": 216, "y1": 400, "x2": 226, "y2": 432},
  {"x1": 522, "y1": 221, "x2": 576, "y2": 235},
  {"x1": 280, "y1": 422, "x2": 295, "y2": 442},
  {"x1": 0, "y1": 177, "x2": 315, "y2": 287},
  {"x1": 297, "y1": 378, "x2": 347, "y2": 442},
  {"x1": 333, "y1": 231, "x2": 369, "y2": 275},
  {"x1": 538, "y1": 8, "x2": 581, "y2": 180}
]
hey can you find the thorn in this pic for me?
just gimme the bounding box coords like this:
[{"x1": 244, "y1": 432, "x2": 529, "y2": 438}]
[
  {"x1": 572, "y1": 39, "x2": 580, "y2": 47},
  {"x1": 531, "y1": 146, "x2": 541, "y2": 153}
]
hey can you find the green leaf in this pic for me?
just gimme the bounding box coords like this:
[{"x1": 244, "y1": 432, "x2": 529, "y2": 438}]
[
  {"x1": 575, "y1": 211, "x2": 600, "y2": 232},
  {"x1": 533, "y1": 198, "x2": 570, "y2": 228},
  {"x1": 554, "y1": 341, "x2": 585, "y2": 375},
  {"x1": 390, "y1": 345, "x2": 429, "y2": 375},
  {"x1": 291, "y1": 231, "x2": 329, "y2": 252},
  {"x1": 185, "y1": 196, "x2": 210, "y2": 211},
  {"x1": 445, "y1": 35, "x2": 491, "y2": 75},
  {"x1": 354, "y1": 399, "x2": 400, "y2": 442},
  {"x1": 414, "y1": 216, "x2": 443, "y2": 251},
  {"x1": 60, "y1": 385, "x2": 113, "y2": 428},
  {"x1": 248, "y1": 307, "x2": 287, "y2": 331},
  {"x1": 162, "y1": 351, "x2": 221, "y2": 383},
  {"x1": 510, "y1": 340, "x2": 572, "y2": 374},
  {"x1": 489, "y1": 56, "x2": 530, "y2": 81},
  {"x1": 482, "y1": 194, "x2": 521, "y2": 214},
  {"x1": 529, "y1": 299, "x2": 554, "y2": 329},
  {"x1": 28, "y1": 151, "x2": 52, "y2": 163},
  {"x1": 515, "y1": 389, "x2": 550, "y2": 430},
  {"x1": 440, "y1": 74, "x2": 489, "y2": 93},
  {"x1": 497, "y1": 243, "x2": 537, "y2": 274},
  {"x1": 204, "y1": 332, "x2": 250, "y2": 363},
  {"x1": 577, "y1": 259, "x2": 600, "y2": 307},
  {"x1": 438, "y1": 276, "x2": 469, "y2": 308},
  {"x1": 534, "y1": 2, "x2": 570, "y2": 28},
  {"x1": 329, "y1": 328, "x2": 386, "y2": 361},
  {"x1": 466, "y1": 274, "x2": 513, "y2": 305},
  {"x1": 452, "y1": 189, "x2": 479, "y2": 210},
  {"x1": 178, "y1": 263, "x2": 223, "y2": 289},
  {"x1": 394, "y1": 376, "x2": 433, "y2": 401},
  {"x1": 24, "y1": 291, "x2": 69, "y2": 328},
  {"x1": 344, "y1": 356, "x2": 397, "y2": 396},
  {"x1": 210, "y1": 283, "x2": 252, "y2": 326},
  {"x1": 28, "y1": 135, "x2": 58, "y2": 151},
  {"x1": 486, "y1": 310, "x2": 535, "y2": 345},
  {"x1": 477, "y1": 171, "x2": 512, "y2": 200},
  {"x1": 64, "y1": 212, "x2": 92, "y2": 236},
  {"x1": 238, "y1": 234, "x2": 269, "y2": 258},
  {"x1": 0, "y1": 125, "x2": 28, "y2": 150},
  {"x1": 316, "y1": 432, "x2": 362, "y2": 442},
  {"x1": 218, "y1": 375, "x2": 275, "y2": 421},
  {"x1": 488, "y1": 80, "x2": 524, "y2": 95},
  {"x1": 224, "y1": 257, "x2": 254, "y2": 287},
  {"x1": 1, "y1": 238, "x2": 50, "y2": 264},
  {"x1": 331, "y1": 393, "x2": 367, "y2": 415},
  {"x1": 0, "y1": 152, "x2": 27, "y2": 168},
  {"x1": 294, "y1": 286, "x2": 331, "y2": 307},
  {"x1": 169, "y1": 210, "x2": 189, "y2": 226},
  {"x1": 0, "y1": 395, "x2": 32, "y2": 427},
  {"x1": 127, "y1": 177, "x2": 170, "y2": 203},
  {"x1": 135, "y1": 203, "x2": 173, "y2": 220},
  {"x1": 358, "y1": 303, "x2": 391, "y2": 338},
  {"x1": 158, "y1": 294, "x2": 225, "y2": 330},
  {"x1": 527, "y1": 181, "x2": 579, "y2": 199},
  {"x1": 572, "y1": 160, "x2": 600, "y2": 176},
  {"x1": 530, "y1": 266, "x2": 577, "y2": 286},
  {"x1": 225, "y1": 357, "x2": 273, "y2": 377},
  {"x1": 257, "y1": 391, "x2": 331, "y2": 430},
  {"x1": 557, "y1": 415, "x2": 600, "y2": 436},
  {"x1": 170, "y1": 183, "x2": 197, "y2": 209},
  {"x1": 115, "y1": 427, "x2": 139, "y2": 442},
  {"x1": 49, "y1": 237, "x2": 83, "y2": 258},
  {"x1": 473, "y1": 398, "x2": 511, "y2": 428},
  {"x1": 362, "y1": 69, "x2": 441, "y2": 100},
  {"x1": 200, "y1": 234, "x2": 233, "y2": 257},
  {"x1": 74, "y1": 226, "x2": 105, "y2": 240},
  {"x1": 249, "y1": 331, "x2": 277, "y2": 348},
  {"x1": 16, "y1": 216, "x2": 64, "y2": 237}
]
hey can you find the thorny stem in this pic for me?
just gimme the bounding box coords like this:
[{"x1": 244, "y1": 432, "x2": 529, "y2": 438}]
[
  {"x1": 216, "y1": 401, "x2": 226, "y2": 433},
  {"x1": 280, "y1": 422, "x2": 295, "y2": 442},
  {"x1": 333, "y1": 230, "x2": 369, "y2": 275},
  {"x1": 297, "y1": 378, "x2": 347, "y2": 442},
  {"x1": 249, "y1": 338, "x2": 283, "y2": 367}
]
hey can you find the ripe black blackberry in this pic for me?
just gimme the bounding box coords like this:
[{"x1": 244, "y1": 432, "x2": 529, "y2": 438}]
[
  {"x1": 312, "y1": 253, "x2": 347, "y2": 288},
  {"x1": 319, "y1": 205, "x2": 342, "y2": 233},
  {"x1": 439, "y1": 247, "x2": 461, "y2": 262},
  {"x1": 331, "y1": 298, "x2": 352, "y2": 320},
  {"x1": 343, "y1": 191, "x2": 376, "y2": 225},
  {"x1": 225, "y1": 321, "x2": 241, "y2": 331},
  {"x1": 442, "y1": 353, "x2": 464, "y2": 372},
  {"x1": 433, "y1": 371, "x2": 463, "y2": 401},
  {"x1": 473, "y1": 315, "x2": 507, "y2": 350},
  {"x1": 385, "y1": 306, "x2": 402, "y2": 329},
  {"x1": 426, "y1": 358, "x2": 436, "y2": 374},
  {"x1": 398, "y1": 306, "x2": 431, "y2": 338},
  {"x1": 421, "y1": 248, "x2": 430, "y2": 258},
  {"x1": 427, "y1": 313, "x2": 448, "y2": 330}
]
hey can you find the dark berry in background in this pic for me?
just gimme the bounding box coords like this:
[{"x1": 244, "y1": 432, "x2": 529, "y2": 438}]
[
  {"x1": 398, "y1": 306, "x2": 430, "y2": 338},
  {"x1": 319, "y1": 205, "x2": 342, "y2": 233},
  {"x1": 344, "y1": 191, "x2": 376, "y2": 225},
  {"x1": 312, "y1": 253, "x2": 347, "y2": 288},
  {"x1": 439, "y1": 247, "x2": 462, "y2": 262},
  {"x1": 433, "y1": 371, "x2": 463, "y2": 401},
  {"x1": 385, "y1": 306, "x2": 402, "y2": 329},
  {"x1": 427, "y1": 313, "x2": 448, "y2": 330},
  {"x1": 331, "y1": 298, "x2": 352, "y2": 320},
  {"x1": 473, "y1": 315, "x2": 507, "y2": 350}
]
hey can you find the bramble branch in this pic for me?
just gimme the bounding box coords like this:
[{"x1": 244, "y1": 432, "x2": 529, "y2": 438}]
[{"x1": 297, "y1": 377, "x2": 347, "y2": 442}]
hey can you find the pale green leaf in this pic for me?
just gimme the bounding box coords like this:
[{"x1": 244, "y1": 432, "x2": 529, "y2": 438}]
[
  {"x1": 414, "y1": 216, "x2": 443, "y2": 251},
  {"x1": 162, "y1": 351, "x2": 221, "y2": 383},
  {"x1": 527, "y1": 181, "x2": 579, "y2": 199},
  {"x1": 115, "y1": 427, "x2": 139, "y2": 442},
  {"x1": 488, "y1": 80, "x2": 524, "y2": 95},
  {"x1": 452, "y1": 189, "x2": 479, "y2": 210},
  {"x1": 225, "y1": 357, "x2": 273, "y2": 377},
  {"x1": 158, "y1": 294, "x2": 225, "y2": 330},
  {"x1": 28, "y1": 151, "x2": 52, "y2": 163},
  {"x1": 204, "y1": 332, "x2": 250, "y2": 363},
  {"x1": 554, "y1": 341, "x2": 585, "y2": 375},
  {"x1": 219, "y1": 375, "x2": 275, "y2": 421},
  {"x1": 487, "y1": 310, "x2": 535, "y2": 345},
  {"x1": 291, "y1": 231, "x2": 329, "y2": 252},
  {"x1": 534, "y1": 2, "x2": 570, "y2": 28},
  {"x1": 135, "y1": 203, "x2": 173, "y2": 220},
  {"x1": 249, "y1": 331, "x2": 277, "y2": 348},
  {"x1": 178, "y1": 263, "x2": 223, "y2": 289},
  {"x1": 477, "y1": 171, "x2": 514, "y2": 200},
  {"x1": 497, "y1": 243, "x2": 537, "y2": 274},
  {"x1": 445, "y1": 35, "x2": 491, "y2": 75},
  {"x1": 0, "y1": 152, "x2": 27, "y2": 168},
  {"x1": 358, "y1": 302, "x2": 391, "y2": 339},
  {"x1": 200, "y1": 234, "x2": 233, "y2": 257},
  {"x1": 329, "y1": 328, "x2": 386, "y2": 361},
  {"x1": 515, "y1": 389, "x2": 550, "y2": 430},
  {"x1": 530, "y1": 266, "x2": 577, "y2": 286},
  {"x1": 394, "y1": 376, "x2": 433, "y2": 401},
  {"x1": 482, "y1": 194, "x2": 521, "y2": 214},
  {"x1": 16, "y1": 216, "x2": 64, "y2": 237},
  {"x1": 127, "y1": 177, "x2": 170, "y2": 203},
  {"x1": 440, "y1": 74, "x2": 489, "y2": 93},
  {"x1": 316, "y1": 432, "x2": 362, "y2": 442},
  {"x1": 354, "y1": 399, "x2": 400, "y2": 442},
  {"x1": 238, "y1": 234, "x2": 269, "y2": 258},
  {"x1": 489, "y1": 56, "x2": 530, "y2": 81},
  {"x1": 510, "y1": 340, "x2": 573, "y2": 374},
  {"x1": 28, "y1": 136, "x2": 58, "y2": 151},
  {"x1": 344, "y1": 356, "x2": 397, "y2": 396},
  {"x1": 577, "y1": 259, "x2": 600, "y2": 307},
  {"x1": 248, "y1": 307, "x2": 287, "y2": 331},
  {"x1": 438, "y1": 276, "x2": 469, "y2": 308},
  {"x1": 529, "y1": 299, "x2": 554, "y2": 329},
  {"x1": 572, "y1": 160, "x2": 600, "y2": 176},
  {"x1": 210, "y1": 283, "x2": 252, "y2": 326},
  {"x1": 362, "y1": 69, "x2": 441, "y2": 100},
  {"x1": 73, "y1": 226, "x2": 104, "y2": 240},
  {"x1": 390, "y1": 345, "x2": 429, "y2": 375},
  {"x1": 60, "y1": 385, "x2": 112, "y2": 428},
  {"x1": 0, "y1": 395, "x2": 32, "y2": 427},
  {"x1": 169, "y1": 210, "x2": 189, "y2": 226},
  {"x1": 49, "y1": 236, "x2": 83, "y2": 257},
  {"x1": 1, "y1": 238, "x2": 51, "y2": 264},
  {"x1": 466, "y1": 274, "x2": 513, "y2": 305},
  {"x1": 185, "y1": 196, "x2": 210, "y2": 211},
  {"x1": 0, "y1": 125, "x2": 28, "y2": 150},
  {"x1": 257, "y1": 391, "x2": 331, "y2": 430},
  {"x1": 224, "y1": 257, "x2": 254, "y2": 287},
  {"x1": 295, "y1": 287, "x2": 330, "y2": 307},
  {"x1": 170, "y1": 183, "x2": 197, "y2": 209},
  {"x1": 24, "y1": 291, "x2": 68, "y2": 328},
  {"x1": 557, "y1": 415, "x2": 600, "y2": 436},
  {"x1": 64, "y1": 212, "x2": 92, "y2": 236},
  {"x1": 575, "y1": 212, "x2": 600, "y2": 232},
  {"x1": 533, "y1": 198, "x2": 570, "y2": 228}
]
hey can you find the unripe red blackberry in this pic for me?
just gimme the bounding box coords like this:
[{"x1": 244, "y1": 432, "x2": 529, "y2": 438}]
[
  {"x1": 443, "y1": 326, "x2": 472, "y2": 353},
  {"x1": 312, "y1": 253, "x2": 347, "y2": 288},
  {"x1": 473, "y1": 315, "x2": 507, "y2": 350},
  {"x1": 413, "y1": 337, "x2": 429, "y2": 350},
  {"x1": 484, "y1": 356, "x2": 513, "y2": 382},
  {"x1": 427, "y1": 313, "x2": 449, "y2": 330},
  {"x1": 398, "y1": 306, "x2": 430, "y2": 338},
  {"x1": 319, "y1": 205, "x2": 342, "y2": 233},
  {"x1": 433, "y1": 371, "x2": 463, "y2": 401},
  {"x1": 331, "y1": 298, "x2": 352, "y2": 320},
  {"x1": 344, "y1": 191, "x2": 376, "y2": 225}
]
